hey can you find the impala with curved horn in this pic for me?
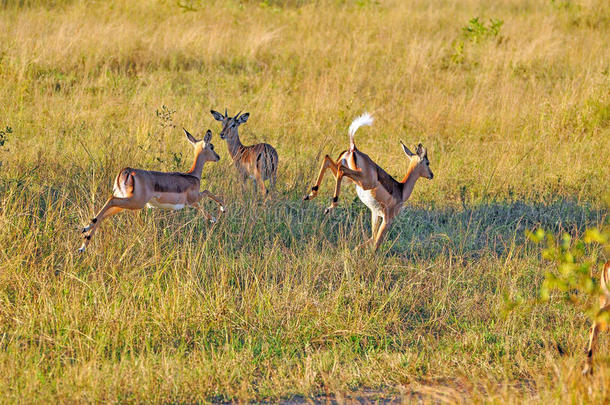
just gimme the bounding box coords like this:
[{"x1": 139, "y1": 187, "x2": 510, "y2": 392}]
[
  {"x1": 79, "y1": 129, "x2": 224, "y2": 252},
  {"x1": 210, "y1": 109, "x2": 278, "y2": 196},
  {"x1": 303, "y1": 112, "x2": 434, "y2": 252}
]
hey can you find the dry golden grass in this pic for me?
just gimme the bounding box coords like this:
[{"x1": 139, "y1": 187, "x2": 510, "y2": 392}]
[{"x1": 0, "y1": 0, "x2": 609, "y2": 402}]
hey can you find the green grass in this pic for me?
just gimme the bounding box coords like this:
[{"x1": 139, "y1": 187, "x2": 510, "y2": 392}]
[{"x1": 0, "y1": 0, "x2": 609, "y2": 402}]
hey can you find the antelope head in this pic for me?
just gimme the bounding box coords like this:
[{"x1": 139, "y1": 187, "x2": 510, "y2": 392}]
[
  {"x1": 400, "y1": 141, "x2": 434, "y2": 180},
  {"x1": 211, "y1": 109, "x2": 249, "y2": 141},
  {"x1": 184, "y1": 128, "x2": 220, "y2": 163}
]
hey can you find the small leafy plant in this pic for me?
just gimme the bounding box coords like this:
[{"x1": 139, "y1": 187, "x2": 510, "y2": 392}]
[
  {"x1": 462, "y1": 17, "x2": 504, "y2": 44},
  {"x1": 528, "y1": 227, "x2": 609, "y2": 322},
  {"x1": 138, "y1": 106, "x2": 184, "y2": 169},
  {"x1": 446, "y1": 16, "x2": 504, "y2": 67},
  {"x1": 156, "y1": 104, "x2": 176, "y2": 130}
]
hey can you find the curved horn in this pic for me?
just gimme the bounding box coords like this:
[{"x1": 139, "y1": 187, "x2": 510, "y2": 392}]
[
  {"x1": 225, "y1": 108, "x2": 228, "y2": 118},
  {"x1": 234, "y1": 110, "x2": 242, "y2": 121}
]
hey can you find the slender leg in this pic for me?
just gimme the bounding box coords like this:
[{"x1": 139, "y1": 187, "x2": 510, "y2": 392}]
[
  {"x1": 254, "y1": 170, "x2": 268, "y2": 197},
  {"x1": 325, "y1": 166, "x2": 345, "y2": 214},
  {"x1": 303, "y1": 155, "x2": 339, "y2": 201},
  {"x1": 373, "y1": 217, "x2": 392, "y2": 252},
  {"x1": 251, "y1": 177, "x2": 257, "y2": 197},
  {"x1": 196, "y1": 190, "x2": 225, "y2": 220},
  {"x1": 191, "y1": 201, "x2": 216, "y2": 223},
  {"x1": 325, "y1": 162, "x2": 367, "y2": 214},
  {"x1": 269, "y1": 169, "x2": 277, "y2": 193},
  {"x1": 583, "y1": 302, "x2": 610, "y2": 375},
  {"x1": 355, "y1": 211, "x2": 379, "y2": 251},
  {"x1": 583, "y1": 321, "x2": 600, "y2": 375},
  {"x1": 199, "y1": 190, "x2": 224, "y2": 211},
  {"x1": 371, "y1": 212, "x2": 380, "y2": 238},
  {"x1": 337, "y1": 164, "x2": 373, "y2": 187},
  {"x1": 79, "y1": 196, "x2": 135, "y2": 252}
]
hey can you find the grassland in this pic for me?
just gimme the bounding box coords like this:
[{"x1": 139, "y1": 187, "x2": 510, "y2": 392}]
[{"x1": 0, "y1": 0, "x2": 609, "y2": 402}]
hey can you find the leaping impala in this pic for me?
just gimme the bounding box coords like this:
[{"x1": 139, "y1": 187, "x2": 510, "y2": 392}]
[
  {"x1": 303, "y1": 112, "x2": 434, "y2": 252},
  {"x1": 211, "y1": 109, "x2": 278, "y2": 196},
  {"x1": 79, "y1": 129, "x2": 224, "y2": 252}
]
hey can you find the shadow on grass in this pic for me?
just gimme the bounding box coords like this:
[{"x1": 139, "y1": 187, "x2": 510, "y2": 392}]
[
  {"x1": 384, "y1": 197, "x2": 607, "y2": 259},
  {"x1": 200, "y1": 195, "x2": 607, "y2": 259},
  {"x1": 2, "y1": 177, "x2": 606, "y2": 261}
]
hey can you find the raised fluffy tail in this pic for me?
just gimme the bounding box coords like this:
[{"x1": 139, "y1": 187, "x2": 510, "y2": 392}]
[{"x1": 348, "y1": 112, "x2": 373, "y2": 150}]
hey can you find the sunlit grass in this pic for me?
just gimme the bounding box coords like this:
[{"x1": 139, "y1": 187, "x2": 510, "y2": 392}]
[{"x1": 0, "y1": 0, "x2": 609, "y2": 402}]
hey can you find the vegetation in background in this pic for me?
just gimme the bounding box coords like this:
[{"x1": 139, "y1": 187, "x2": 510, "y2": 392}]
[
  {"x1": 533, "y1": 228, "x2": 609, "y2": 321},
  {"x1": 0, "y1": 0, "x2": 608, "y2": 402}
]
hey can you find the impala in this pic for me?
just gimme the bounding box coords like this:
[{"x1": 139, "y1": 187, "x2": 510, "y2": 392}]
[
  {"x1": 582, "y1": 261, "x2": 610, "y2": 375},
  {"x1": 303, "y1": 112, "x2": 434, "y2": 252},
  {"x1": 211, "y1": 109, "x2": 278, "y2": 196},
  {"x1": 79, "y1": 129, "x2": 224, "y2": 252}
]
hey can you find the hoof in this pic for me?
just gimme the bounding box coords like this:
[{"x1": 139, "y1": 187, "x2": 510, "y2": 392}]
[
  {"x1": 303, "y1": 194, "x2": 310, "y2": 201},
  {"x1": 209, "y1": 217, "x2": 217, "y2": 224},
  {"x1": 78, "y1": 246, "x2": 86, "y2": 253},
  {"x1": 220, "y1": 206, "x2": 225, "y2": 213},
  {"x1": 324, "y1": 202, "x2": 337, "y2": 215}
]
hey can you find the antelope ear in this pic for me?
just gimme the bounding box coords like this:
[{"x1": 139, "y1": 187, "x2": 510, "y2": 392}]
[
  {"x1": 203, "y1": 129, "x2": 212, "y2": 143},
  {"x1": 237, "y1": 112, "x2": 249, "y2": 124},
  {"x1": 184, "y1": 128, "x2": 198, "y2": 144},
  {"x1": 416, "y1": 143, "x2": 425, "y2": 157},
  {"x1": 400, "y1": 141, "x2": 415, "y2": 157},
  {"x1": 211, "y1": 110, "x2": 225, "y2": 122}
]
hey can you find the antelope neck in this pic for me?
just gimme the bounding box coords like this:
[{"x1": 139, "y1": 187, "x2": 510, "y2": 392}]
[
  {"x1": 226, "y1": 130, "x2": 243, "y2": 159},
  {"x1": 186, "y1": 150, "x2": 207, "y2": 179},
  {"x1": 400, "y1": 161, "x2": 420, "y2": 201}
]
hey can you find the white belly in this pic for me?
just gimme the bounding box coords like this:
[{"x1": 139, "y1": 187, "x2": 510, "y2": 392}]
[
  {"x1": 355, "y1": 186, "x2": 384, "y2": 216},
  {"x1": 146, "y1": 199, "x2": 185, "y2": 210}
]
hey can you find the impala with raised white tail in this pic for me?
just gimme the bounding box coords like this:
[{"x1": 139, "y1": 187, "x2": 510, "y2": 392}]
[
  {"x1": 79, "y1": 129, "x2": 224, "y2": 252},
  {"x1": 211, "y1": 109, "x2": 278, "y2": 196},
  {"x1": 303, "y1": 112, "x2": 434, "y2": 252}
]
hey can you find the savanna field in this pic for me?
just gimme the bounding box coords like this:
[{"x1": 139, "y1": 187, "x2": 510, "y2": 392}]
[{"x1": 0, "y1": 0, "x2": 609, "y2": 402}]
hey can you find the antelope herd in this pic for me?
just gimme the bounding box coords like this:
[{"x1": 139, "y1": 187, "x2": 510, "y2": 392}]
[
  {"x1": 79, "y1": 110, "x2": 608, "y2": 375},
  {"x1": 80, "y1": 110, "x2": 432, "y2": 254}
]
